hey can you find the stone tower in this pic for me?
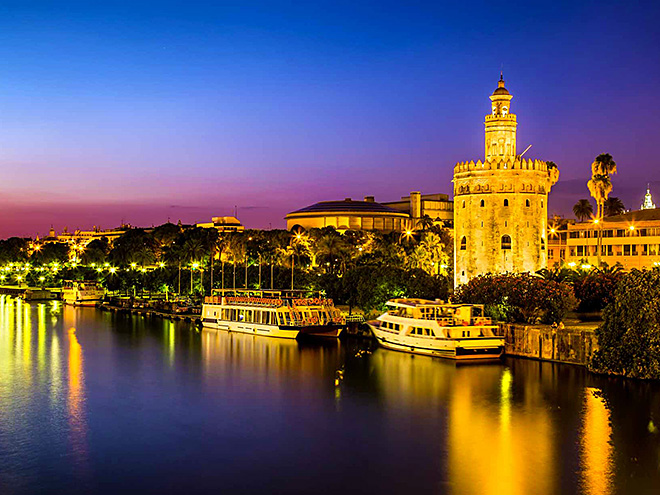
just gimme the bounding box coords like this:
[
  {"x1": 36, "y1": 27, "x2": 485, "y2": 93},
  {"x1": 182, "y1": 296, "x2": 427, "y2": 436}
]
[{"x1": 453, "y1": 76, "x2": 559, "y2": 286}]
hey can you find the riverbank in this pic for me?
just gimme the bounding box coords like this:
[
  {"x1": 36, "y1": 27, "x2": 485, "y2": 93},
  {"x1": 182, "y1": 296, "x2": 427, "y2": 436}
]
[{"x1": 499, "y1": 321, "x2": 600, "y2": 366}]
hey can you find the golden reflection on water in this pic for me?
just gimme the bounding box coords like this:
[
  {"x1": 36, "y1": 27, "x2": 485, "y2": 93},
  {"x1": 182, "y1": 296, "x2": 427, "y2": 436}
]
[
  {"x1": 581, "y1": 387, "x2": 614, "y2": 495},
  {"x1": 370, "y1": 350, "x2": 555, "y2": 495},
  {"x1": 0, "y1": 298, "x2": 88, "y2": 465},
  {"x1": 61, "y1": 307, "x2": 88, "y2": 455}
]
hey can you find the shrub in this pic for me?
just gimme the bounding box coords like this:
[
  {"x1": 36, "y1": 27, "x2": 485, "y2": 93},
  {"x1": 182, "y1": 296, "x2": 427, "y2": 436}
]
[
  {"x1": 590, "y1": 269, "x2": 660, "y2": 379},
  {"x1": 454, "y1": 273, "x2": 576, "y2": 324},
  {"x1": 573, "y1": 270, "x2": 622, "y2": 313}
]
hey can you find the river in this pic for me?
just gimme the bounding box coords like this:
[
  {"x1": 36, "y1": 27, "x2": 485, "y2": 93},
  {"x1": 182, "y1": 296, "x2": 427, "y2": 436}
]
[{"x1": 0, "y1": 295, "x2": 659, "y2": 494}]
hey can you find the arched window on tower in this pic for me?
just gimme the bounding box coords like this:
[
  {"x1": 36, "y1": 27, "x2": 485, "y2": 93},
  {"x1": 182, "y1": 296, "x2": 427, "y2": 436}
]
[
  {"x1": 504, "y1": 199, "x2": 509, "y2": 207},
  {"x1": 460, "y1": 237, "x2": 467, "y2": 251},
  {"x1": 462, "y1": 200, "x2": 466, "y2": 208},
  {"x1": 541, "y1": 238, "x2": 546, "y2": 250},
  {"x1": 502, "y1": 106, "x2": 508, "y2": 116},
  {"x1": 501, "y1": 235, "x2": 512, "y2": 250},
  {"x1": 525, "y1": 199, "x2": 530, "y2": 207},
  {"x1": 480, "y1": 199, "x2": 485, "y2": 207}
]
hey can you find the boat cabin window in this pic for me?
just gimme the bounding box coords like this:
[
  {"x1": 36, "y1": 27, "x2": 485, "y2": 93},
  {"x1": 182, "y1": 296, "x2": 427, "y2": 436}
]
[{"x1": 410, "y1": 326, "x2": 433, "y2": 336}]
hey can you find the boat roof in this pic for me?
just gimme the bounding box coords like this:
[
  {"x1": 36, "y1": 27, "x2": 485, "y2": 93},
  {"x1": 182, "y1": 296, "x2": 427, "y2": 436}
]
[
  {"x1": 211, "y1": 288, "x2": 323, "y2": 299},
  {"x1": 385, "y1": 298, "x2": 482, "y2": 309}
]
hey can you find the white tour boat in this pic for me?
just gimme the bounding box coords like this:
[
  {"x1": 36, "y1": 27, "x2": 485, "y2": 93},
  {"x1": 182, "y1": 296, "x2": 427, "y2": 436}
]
[
  {"x1": 368, "y1": 299, "x2": 504, "y2": 360},
  {"x1": 62, "y1": 280, "x2": 106, "y2": 307},
  {"x1": 201, "y1": 289, "x2": 345, "y2": 340}
]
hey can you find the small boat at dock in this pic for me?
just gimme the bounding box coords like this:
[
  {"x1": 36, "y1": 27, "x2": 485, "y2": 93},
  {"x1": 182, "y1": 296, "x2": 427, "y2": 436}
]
[
  {"x1": 368, "y1": 299, "x2": 504, "y2": 360},
  {"x1": 201, "y1": 289, "x2": 345, "y2": 339},
  {"x1": 62, "y1": 280, "x2": 105, "y2": 307}
]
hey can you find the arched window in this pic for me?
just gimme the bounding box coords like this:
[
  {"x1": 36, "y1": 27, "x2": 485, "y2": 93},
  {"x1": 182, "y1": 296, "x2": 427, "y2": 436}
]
[
  {"x1": 541, "y1": 238, "x2": 546, "y2": 250},
  {"x1": 525, "y1": 199, "x2": 530, "y2": 207},
  {"x1": 460, "y1": 236, "x2": 467, "y2": 251},
  {"x1": 480, "y1": 199, "x2": 485, "y2": 207},
  {"x1": 502, "y1": 106, "x2": 508, "y2": 116},
  {"x1": 541, "y1": 200, "x2": 544, "y2": 208},
  {"x1": 501, "y1": 235, "x2": 512, "y2": 250},
  {"x1": 504, "y1": 199, "x2": 509, "y2": 207},
  {"x1": 462, "y1": 200, "x2": 466, "y2": 208}
]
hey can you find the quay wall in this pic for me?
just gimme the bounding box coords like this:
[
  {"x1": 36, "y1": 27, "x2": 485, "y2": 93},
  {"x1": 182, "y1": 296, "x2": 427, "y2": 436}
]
[{"x1": 499, "y1": 322, "x2": 599, "y2": 366}]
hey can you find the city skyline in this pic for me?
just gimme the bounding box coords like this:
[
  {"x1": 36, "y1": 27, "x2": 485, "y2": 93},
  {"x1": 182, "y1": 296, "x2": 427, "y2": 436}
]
[{"x1": 1, "y1": 0, "x2": 659, "y2": 237}]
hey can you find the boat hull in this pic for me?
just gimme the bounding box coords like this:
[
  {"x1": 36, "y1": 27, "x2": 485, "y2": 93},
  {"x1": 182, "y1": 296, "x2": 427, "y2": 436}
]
[
  {"x1": 62, "y1": 297, "x2": 102, "y2": 307},
  {"x1": 300, "y1": 324, "x2": 344, "y2": 338},
  {"x1": 369, "y1": 324, "x2": 503, "y2": 361},
  {"x1": 201, "y1": 318, "x2": 300, "y2": 339}
]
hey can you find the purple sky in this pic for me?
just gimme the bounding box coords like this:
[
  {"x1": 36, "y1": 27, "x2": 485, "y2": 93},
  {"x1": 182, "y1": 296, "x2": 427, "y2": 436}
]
[{"x1": 1, "y1": 0, "x2": 659, "y2": 238}]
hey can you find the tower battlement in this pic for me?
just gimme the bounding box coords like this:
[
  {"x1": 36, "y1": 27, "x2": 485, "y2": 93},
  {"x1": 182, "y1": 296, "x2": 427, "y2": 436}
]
[{"x1": 453, "y1": 157, "x2": 551, "y2": 174}]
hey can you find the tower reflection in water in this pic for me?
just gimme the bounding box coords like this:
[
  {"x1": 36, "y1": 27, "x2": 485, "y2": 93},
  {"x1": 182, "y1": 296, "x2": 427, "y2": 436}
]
[{"x1": 369, "y1": 349, "x2": 615, "y2": 495}]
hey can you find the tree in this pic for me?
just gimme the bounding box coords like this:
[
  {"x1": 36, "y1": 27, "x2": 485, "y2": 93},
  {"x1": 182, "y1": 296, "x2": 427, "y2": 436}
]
[
  {"x1": 178, "y1": 227, "x2": 218, "y2": 294},
  {"x1": 81, "y1": 238, "x2": 109, "y2": 265},
  {"x1": 604, "y1": 197, "x2": 626, "y2": 217},
  {"x1": 152, "y1": 222, "x2": 182, "y2": 249},
  {"x1": 109, "y1": 229, "x2": 159, "y2": 266},
  {"x1": 587, "y1": 153, "x2": 617, "y2": 267},
  {"x1": 573, "y1": 199, "x2": 594, "y2": 222},
  {"x1": 0, "y1": 237, "x2": 29, "y2": 264},
  {"x1": 31, "y1": 242, "x2": 69, "y2": 265},
  {"x1": 314, "y1": 229, "x2": 350, "y2": 275},
  {"x1": 591, "y1": 269, "x2": 660, "y2": 379},
  {"x1": 415, "y1": 214, "x2": 434, "y2": 232},
  {"x1": 406, "y1": 232, "x2": 449, "y2": 276}
]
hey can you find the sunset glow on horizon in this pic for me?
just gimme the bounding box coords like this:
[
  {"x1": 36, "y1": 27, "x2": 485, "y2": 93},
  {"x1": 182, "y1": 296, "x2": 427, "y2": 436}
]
[{"x1": 1, "y1": 0, "x2": 659, "y2": 237}]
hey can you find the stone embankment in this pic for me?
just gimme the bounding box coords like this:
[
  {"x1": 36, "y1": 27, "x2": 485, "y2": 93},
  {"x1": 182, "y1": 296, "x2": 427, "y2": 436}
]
[{"x1": 499, "y1": 321, "x2": 599, "y2": 366}]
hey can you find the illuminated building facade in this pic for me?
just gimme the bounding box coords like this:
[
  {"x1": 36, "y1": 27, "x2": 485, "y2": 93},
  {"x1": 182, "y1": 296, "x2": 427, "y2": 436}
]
[
  {"x1": 548, "y1": 208, "x2": 660, "y2": 270},
  {"x1": 382, "y1": 192, "x2": 453, "y2": 228},
  {"x1": 286, "y1": 192, "x2": 453, "y2": 232},
  {"x1": 285, "y1": 197, "x2": 410, "y2": 233},
  {"x1": 196, "y1": 216, "x2": 245, "y2": 233},
  {"x1": 453, "y1": 76, "x2": 559, "y2": 286}
]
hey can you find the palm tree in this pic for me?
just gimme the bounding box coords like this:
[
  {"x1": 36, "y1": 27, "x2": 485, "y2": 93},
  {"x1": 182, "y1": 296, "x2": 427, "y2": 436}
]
[
  {"x1": 315, "y1": 231, "x2": 350, "y2": 275},
  {"x1": 588, "y1": 153, "x2": 617, "y2": 267},
  {"x1": 573, "y1": 199, "x2": 594, "y2": 222},
  {"x1": 226, "y1": 235, "x2": 246, "y2": 290},
  {"x1": 415, "y1": 214, "x2": 434, "y2": 232},
  {"x1": 604, "y1": 197, "x2": 625, "y2": 217}
]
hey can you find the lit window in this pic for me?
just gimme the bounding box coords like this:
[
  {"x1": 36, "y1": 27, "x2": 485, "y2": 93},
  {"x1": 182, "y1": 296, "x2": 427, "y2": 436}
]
[{"x1": 501, "y1": 235, "x2": 512, "y2": 250}]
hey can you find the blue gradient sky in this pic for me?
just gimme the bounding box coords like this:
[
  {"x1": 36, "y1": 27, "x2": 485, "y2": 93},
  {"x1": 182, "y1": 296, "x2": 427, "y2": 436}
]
[{"x1": 1, "y1": 0, "x2": 659, "y2": 237}]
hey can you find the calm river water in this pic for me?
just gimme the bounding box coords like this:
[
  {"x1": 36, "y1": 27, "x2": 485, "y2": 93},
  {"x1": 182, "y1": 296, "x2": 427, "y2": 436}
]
[{"x1": 0, "y1": 296, "x2": 659, "y2": 494}]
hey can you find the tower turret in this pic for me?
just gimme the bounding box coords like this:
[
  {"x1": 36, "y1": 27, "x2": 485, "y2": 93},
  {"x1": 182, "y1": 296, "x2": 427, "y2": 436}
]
[{"x1": 485, "y1": 74, "x2": 517, "y2": 161}]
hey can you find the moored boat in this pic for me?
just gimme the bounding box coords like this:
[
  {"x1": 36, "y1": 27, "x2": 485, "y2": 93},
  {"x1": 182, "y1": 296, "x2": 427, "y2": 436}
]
[
  {"x1": 368, "y1": 299, "x2": 504, "y2": 360},
  {"x1": 62, "y1": 280, "x2": 105, "y2": 307},
  {"x1": 201, "y1": 289, "x2": 345, "y2": 339}
]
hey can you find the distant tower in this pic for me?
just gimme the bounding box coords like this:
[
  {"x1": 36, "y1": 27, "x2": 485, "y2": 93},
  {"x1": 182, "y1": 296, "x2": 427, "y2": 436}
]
[
  {"x1": 453, "y1": 76, "x2": 560, "y2": 286},
  {"x1": 641, "y1": 184, "x2": 656, "y2": 210}
]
